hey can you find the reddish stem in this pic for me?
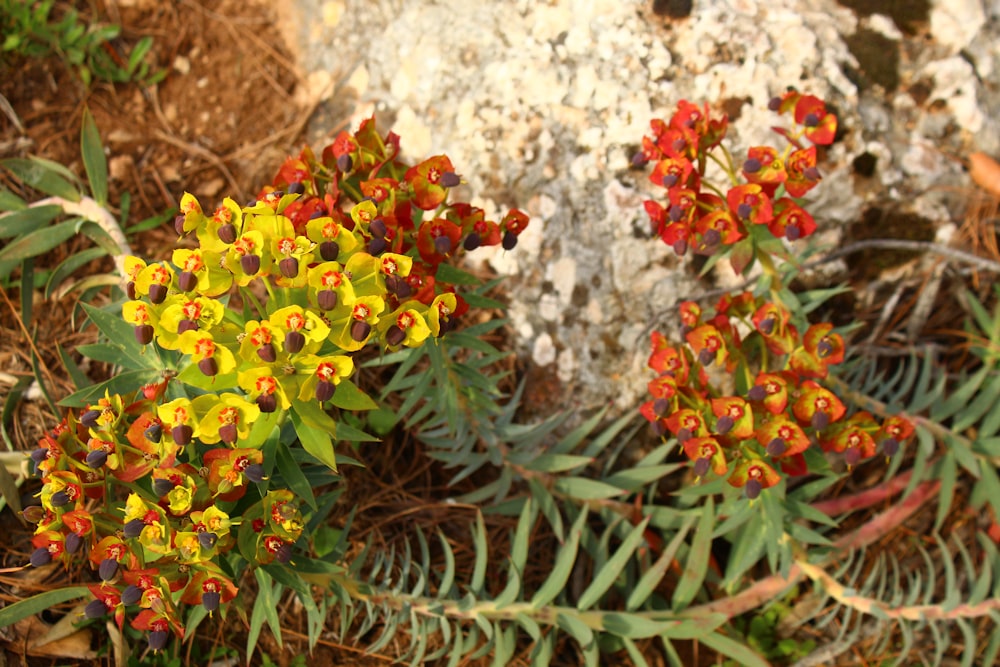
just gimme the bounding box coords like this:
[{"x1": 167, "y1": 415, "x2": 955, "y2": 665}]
[{"x1": 811, "y1": 469, "x2": 913, "y2": 516}]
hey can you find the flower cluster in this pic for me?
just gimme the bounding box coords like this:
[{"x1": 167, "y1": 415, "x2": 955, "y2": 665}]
[
  {"x1": 636, "y1": 91, "x2": 836, "y2": 274},
  {"x1": 637, "y1": 95, "x2": 913, "y2": 497},
  {"x1": 27, "y1": 117, "x2": 529, "y2": 649}
]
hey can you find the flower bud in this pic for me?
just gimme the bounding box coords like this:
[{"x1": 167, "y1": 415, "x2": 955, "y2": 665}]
[
  {"x1": 463, "y1": 232, "x2": 481, "y2": 251},
  {"x1": 178, "y1": 319, "x2": 198, "y2": 334},
  {"x1": 284, "y1": 331, "x2": 305, "y2": 354},
  {"x1": 198, "y1": 357, "x2": 218, "y2": 377},
  {"x1": 677, "y1": 427, "x2": 692, "y2": 443},
  {"x1": 768, "y1": 96, "x2": 782, "y2": 111},
  {"x1": 244, "y1": 464, "x2": 267, "y2": 483},
  {"x1": 743, "y1": 157, "x2": 762, "y2": 173},
  {"x1": 319, "y1": 241, "x2": 339, "y2": 261},
  {"x1": 702, "y1": 228, "x2": 721, "y2": 247},
  {"x1": 336, "y1": 153, "x2": 353, "y2": 172},
  {"x1": 698, "y1": 348, "x2": 715, "y2": 366},
  {"x1": 369, "y1": 218, "x2": 387, "y2": 239},
  {"x1": 385, "y1": 275, "x2": 411, "y2": 298},
  {"x1": 197, "y1": 532, "x2": 218, "y2": 550},
  {"x1": 315, "y1": 380, "x2": 336, "y2": 403},
  {"x1": 668, "y1": 205, "x2": 684, "y2": 222},
  {"x1": 502, "y1": 231, "x2": 518, "y2": 250},
  {"x1": 652, "y1": 420, "x2": 667, "y2": 437},
  {"x1": 317, "y1": 289, "x2": 338, "y2": 311},
  {"x1": 173, "y1": 214, "x2": 186, "y2": 235},
  {"x1": 152, "y1": 478, "x2": 175, "y2": 497},
  {"x1": 50, "y1": 491, "x2": 71, "y2": 507},
  {"x1": 882, "y1": 438, "x2": 899, "y2": 458},
  {"x1": 148, "y1": 630, "x2": 169, "y2": 652},
  {"x1": 80, "y1": 409, "x2": 101, "y2": 429},
  {"x1": 757, "y1": 317, "x2": 775, "y2": 335},
  {"x1": 440, "y1": 171, "x2": 461, "y2": 188},
  {"x1": 172, "y1": 424, "x2": 193, "y2": 446},
  {"x1": 368, "y1": 237, "x2": 387, "y2": 255},
  {"x1": 279, "y1": 257, "x2": 299, "y2": 279},
  {"x1": 64, "y1": 532, "x2": 83, "y2": 554},
  {"x1": 257, "y1": 343, "x2": 276, "y2": 363},
  {"x1": 745, "y1": 479, "x2": 762, "y2": 499},
  {"x1": 385, "y1": 325, "x2": 406, "y2": 347},
  {"x1": 275, "y1": 543, "x2": 292, "y2": 564},
  {"x1": 126, "y1": 281, "x2": 137, "y2": 300},
  {"x1": 786, "y1": 225, "x2": 801, "y2": 241},
  {"x1": 218, "y1": 223, "x2": 237, "y2": 244},
  {"x1": 85, "y1": 599, "x2": 108, "y2": 618},
  {"x1": 85, "y1": 449, "x2": 109, "y2": 469},
  {"x1": 121, "y1": 584, "x2": 143, "y2": 606},
  {"x1": 30, "y1": 547, "x2": 52, "y2": 567},
  {"x1": 241, "y1": 254, "x2": 261, "y2": 275},
  {"x1": 804, "y1": 166, "x2": 821, "y2": 180},
  {"x1": 256, "y1": 393, "x2": 277, "y2": 413},
  {"x1": 672, "y1": 239, "x2": 687, "y2": 256},
  {"x1": 844, "y1": 446, "x2": 861, "y2": 468},
  {"x1": 350, "y1": 320, "x2": 372, "y2": 342},
  {"x1": 144, "y1": 422, "x2": 163, "y2": 443},
  {"x1": 287, "y1": 181, "x2": 305, "y2": 195},
  {"x1": 766, "y1": 437, "x2": 787, "y2": 456},
  {"x1": 202, "y1": 591, "x2": 221, "y2": 614},
  {"x1": 631, "y1": 152, "x2": 648, "y2": 167},
  {"x1": 99, "y1": 557, "x2": 119, "y2": 581},
  {"x1": 148, "y1": 284, "x2": 167, "y2": 304},
  {"x1": 123, "y1": 518, "x2": 146, "y2": 539},
  {"x1": 803, "y1": 112, "x2": 819, "y2": 127},
  {"x1": 21, "y1": 505, "x2": 46, "y2": 523},
  {"x1": 653, "y1": 398, "x2": 670, "y2": 416},
  {"x1": 747, "y1": 385, "x2": 767, "y2": 402},
  {"x1": 737, "y1": 203, "x2": 752, "y2": 219},
  {"x1": 135, "y1": 324, "x2": 154, "y2": 345},
  {"x1": 693, "y1": 457, "x2": 711, "y2": 477},
  {"x1": 715, "y1": 415, "x2": 734, "y2": 435},
  {"x1": 661, "y1": 173, "x2": 678, "y2": 188},
  {"x1": 219, "y1": 423, "x2": 238, "y2": 445},
  {"x1": 811, "y1": 412, "x2": 829, "y2": 430},
  {"x1": 177, "y1": 271, "x2": 197, "y2": 292}
]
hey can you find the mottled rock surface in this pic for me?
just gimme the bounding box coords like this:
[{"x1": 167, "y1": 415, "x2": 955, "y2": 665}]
[{"x1": 282, "y1": 0, "x2": 1000, "y2": 410}]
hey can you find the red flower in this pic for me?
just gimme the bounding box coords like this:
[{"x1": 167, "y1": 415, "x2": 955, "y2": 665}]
[{"x1": 405, "y1": 155, "x2": 455, "y2": 210}]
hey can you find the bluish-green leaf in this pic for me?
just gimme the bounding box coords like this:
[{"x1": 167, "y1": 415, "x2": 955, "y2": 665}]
[
  {"x1": 577, "y1": 517, "x2": 650, "y2": 610},
  {"x1": 554, "y1": 477, "x2": 625, "y2": 500},
  {"x1": 0, "y1": 586, "x2": 89, "y2": 627},
  {"x1": 1, "y1": 157, "x2": 81, "y2": 201},
  {"x1": 531, "y1": 509, "x2": 587, "y2": 607},
  {"x1": 0, "y1": 204, "x2": 62, "y2": 238},
  {"x1": 672, "y1": 496, "x2": 714, "y2": 611},
  {"x1": 290, "y1": 407, "x2": 337, "y2": 471},
  {"x1": 80, "y1": 107, "x2": 107, "y2": 205}
]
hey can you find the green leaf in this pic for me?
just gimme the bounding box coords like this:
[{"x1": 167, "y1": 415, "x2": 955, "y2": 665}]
[
  {"x1": 0, "y1": 204, "x2": 62, "y2": 238},
  {"x1": 275, "y1": 441, "x2": 317, "y2": 510},
  {"x1": 434, "y1": 262, "x2": 481, "y2": 286},
  {"x1": 329, "y1": 379, "x2": 378, "y2": 411},
  {"x1": 577, "y1": 517, "x2": 650, "y2": 610},
  {"x1": 290, "y1": 407, "x2": 337, "y2": 471},
  {"x1": 554, "y1": 477, "x2": 625, "y2": 500},
  {"x1": 249, "y1": 569, "x2": 283, "y2": 655},
  {"x1": 531, "y1": 508, "x2": 587, "y2": 607},
  {"x1": 672, "y1": 496, "x2": 714, "y2": 611},
  {"x1": 0, "y1": 187, "x2": 26, "y2": 211},
  {"x1": 698, "y1": 631, "x2": 769, "y2": 667},
  {"x1": 0, "y1": 218, "x2": 80, "y2": 275},
  {"x1": 44, "y1": 246, "x2": 108, "y2": 299},
  {"x1": 1, "y1": 157, "x2": 80, "y2": 201},
  {"x1": 470, "y1": 511, "x2": 488, "y2": 595},
  {"x1": 0, "y1": 586, "x2": 89, "y2": 627},
  {"x1": 557, "y1": 612, "x2": 594, "y2": 648},
  {"x1": 522, "y1": 453, "x2": 592, "y2": 473},
  {"x1": 2, "y1": 374, "x2": 32, "y2": 449},
  {"x1": 627, "y1": 516, "x2": 695, "y2": 611},
  {"x1": 58, "y1": 369, "x2": 162, "y2": 407},
  {"x1": 80, "y1": 107, "x2": 107, "y2": 205}
]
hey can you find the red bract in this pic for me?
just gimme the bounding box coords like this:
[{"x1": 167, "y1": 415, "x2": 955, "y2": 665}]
[
  {"x1": 726, "y1": 184, "x2": 773, "y2": 226},
  {"x1": 784, "y1": 146, "x2": 820, "y2": 197},
  {"x1": 727, "y1": 459, "x2": 780, "y2": 498},
  {"x1": 794, "y1": 95, "x2": 837, "y2": 145},
  {"x1": 769, "y1": 198, "x2": 816, "y2": 240},
  {"x1": 755, "y1": 416, "x2": 810, "y2": 458},
  {"x1": 683, "y1": 436, "x2": 728, "y2": 476},
  {"x1": 710, "y1": 396, "x2": 754, "y2": 439},
  {"x1": 792, "y1": 381, "x2": 847, "y2": 429},
  {"x1": 406, "y1": 155, "x2": 455, "y2": 210}
]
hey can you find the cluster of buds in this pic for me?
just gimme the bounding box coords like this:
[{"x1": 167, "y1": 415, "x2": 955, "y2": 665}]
[
  {"x1": 637, "y1": 94, "x2": 914, "y2": 497},
  {"x1": 27, "y1": 117, "x2": 529, "y2": 649},
  {"x1": 27, "y1": 385, "x2": 301, "y2": 649},
  {"x1": 635, "y1": 91, "x2": 837, "y2": 274}
]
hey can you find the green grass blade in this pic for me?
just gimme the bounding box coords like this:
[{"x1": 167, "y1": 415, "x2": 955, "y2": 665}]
[
  {"x1": 0, "y1": 586, "x2": 90, "y2": 627},
  {"x1": 80, "y1": 107, "x2": 107, "y2": 205}
]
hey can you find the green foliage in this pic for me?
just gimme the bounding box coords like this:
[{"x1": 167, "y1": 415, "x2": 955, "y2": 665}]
[{"x1": 0, "y1": 0, "x2": 164, "y2": 86}]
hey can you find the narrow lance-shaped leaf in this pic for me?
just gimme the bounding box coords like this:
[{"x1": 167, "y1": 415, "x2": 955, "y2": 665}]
[{"x1": 672, "y1": 496, "x2": 714, "y2": 611}]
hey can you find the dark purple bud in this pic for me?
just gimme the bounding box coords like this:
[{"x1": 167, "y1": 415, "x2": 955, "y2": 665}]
[
  {"x1": 198, "y1": 357, "x2": 218, "y2": 377},
  {"x1": 653, "y1": 397, "x2": 670, "y2": 416},
  {"x1": 844, "y1": 446, "x2": 861, "y2": 467},
  {"x1": 747, "y1": 385, "x2": 767, "y2": 402},
  {"x1": 315, "y1": 380, "x2": 336, "y2": 403},
  {"x1": 737, "y1": 203, "x2": 753, "y2": 219},
  {"x1": 743, "y1": 157, "x2": 762, "y2": 173},
  {"x1": 80, "y1": 409, "x2": 101, "y2": 429},
  {"x1": 785, "y1": 224, "x2": 801, "y2": 241},
  {"x1": 804, "y1": 166, "x2": 821, "y2": 180},
  {"x1": 85, "y1": 599, "x2": 109, "y2": 618},
  {"x1": 715, "y1": 415, "x2": 734, "y2": 435},
  {"x1": 287, "y1": 181, "x2": 305, "y2": 195},
  {"x1": 386, "y1": 275, "x2": 412, "y2": 298},
  {"x1": 279, "y1": 257, "x2": 299, "y2": 279},
  {"x1": 123, "y1": 518, "x2": 146, "y2": 539},
  {"x1": 256, "y1": 393, "x2": 277, "y2": 413},
  {"x1": 502, "y1": 231, "x2": 518, "y2": 250},
  {"x1": 202, "y1": 591, "x2": 221, "y2": 614},
  {"x1": 121, "y1": 584, "x2": 143, "y2": 606},
  {"x1": 197, "y1": 532, "x2": 218, "y2": 550},
  {"x1": 152, "y1": 478, "x2": 175, "y2": 497},
  {"x1": 745, "y1": 479, "x2": 763, "y2": 499},
  {"x1": 30, "y1": 547, "x2": 52, "y2": 567},
  {"x1": 672, "y1": 239, "x2": 688, "y2": 256},
  {"x1": 50, "y1": 491, "x2": 70, "y2": 507},
  {"x1": 368, "y1": 237, "x2": 387, "y2": 255},
  {"x1": 671, "y1": 138, "x2": 686, "y2": 153},
  {"x1": 440, "y1": 171, "x2": 461, "y2": 188},
  {"x1": 148, "y1": 630, "x2": 169, "y2": 652},
  {"x1": 173, "y1": 214, "x2": 186, "y2": 235},
  {"x1": 284, "y1": 330, "x2": 305, "y2": 354},
  {"x1": 661, "y1": 173, "x2": 678, "y2": 188},
  {"x1": 698, "y1": 348, "x2": 715, "y2": 366},
  {"x1": 351, "y1": 320, "x2": 372, "y2": 342},
  {"x1": 631, "y1": 152, "x2": 649, "y2": 167},
  {"x1": 369, "y1": 218, "x2": 387, "y2": 238},
  {"x1": 882, "y1": 438, "x2": 900, "y2": 458},
  {"x1": 677, "y1": 427, "x2": 692, "y2": 443},
  {"x1": 275, "y1": 543, "x2": 292, "y2": 564},
  {"x1": 385, "y1": 325, "x2": 406, "y2": 347},
  {"x1": 817, "y1": 339, "x2": 833, "y2": 358},
  {"x1": 172, "y1": 424, "x2": 193, "y2": 446},
  {"x1": 135, "y1": 324, "x2": 154, "y2": 345},
  {"x1": 652, "y1": 420, "x2": 667, "y2": 437},
  {"x1": 317, "y1": 289, "x2": 338, "y2": 311},
  {"x1": 319, "y1": 240, "x2": 340, "y2": 261},
  {"x1": 177, "y1": 271, "x2": 197, "y2": 292},
  {"x1": 177, "y1": 319, "x2": 198, "y2": 334},
  {"x1": 85, "y1": 449, "x2": 108, "y2": 469},
  {"x1": 241, "y1": 254, "x2": 261, "y2": 275},
  {"x1": 148, "y1": 283, "x2": 167, "y2": 304},
  {"x1": 768, "y1": 96, "x2": 782, "y2": 112},
  {"x1": 668, "y1": 204, "x2": 684, "y2": 222},
  {"x1": 702, "y1": 228, "x2": 721, "y2": 247},
  {"x1": 693, "y1": 457, "x2": 711, "y2": 477},
  {"x1": 218, "y1": 223, "x2": 237, "y2": 244},
  {"x1": 64, "y1": 532, "x2": 82, "y2": 554},
  {"x1": 757, "y1": 317, "x2": 775, "y2": 334},
  {"x1": 99, "y1": 558, "x2": 119, "y2": 581},
  {"x1": 766, "y1": 438, "x2": 787, "y2": 456},
  {"x1": 803, "y1": 112, "x2": 819, "y2": 127},
  {"x1": 244, "y1": 464, "x2": 267, "y2": 483},
  {"x1": 434, "y1": 235, "x2": 453, "y2": 255},
  {"x1": 811, "y1": 411, "x2": 829, "y2": 430},
  {"x1": 256, "y1": 343, "x2": 276, "y2": 363},
  {"x1": 336, "y1": 153, "x2": 353, "y2": 172},
  {"x1": 126, "y1": 281, "x2": 137, "y2": 300},
  {"x1": 463, "y1": 232, "x2": 482, "y2": 251},
  {"x1": 21, "y1": 505, "x2": 46, "y2": 523},
  {"x1": 219, "y1": 423, "x2": 238, "y2": 445}
]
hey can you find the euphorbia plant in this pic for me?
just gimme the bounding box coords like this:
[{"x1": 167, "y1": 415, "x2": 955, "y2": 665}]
[{"x1": 24, "y1": 116, "x2": 530, "y2": 650}]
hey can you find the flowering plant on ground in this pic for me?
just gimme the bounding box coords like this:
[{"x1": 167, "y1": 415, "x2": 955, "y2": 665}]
[{"x1": 23, "y1": 116, "x2": 529, "y2": 651}]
